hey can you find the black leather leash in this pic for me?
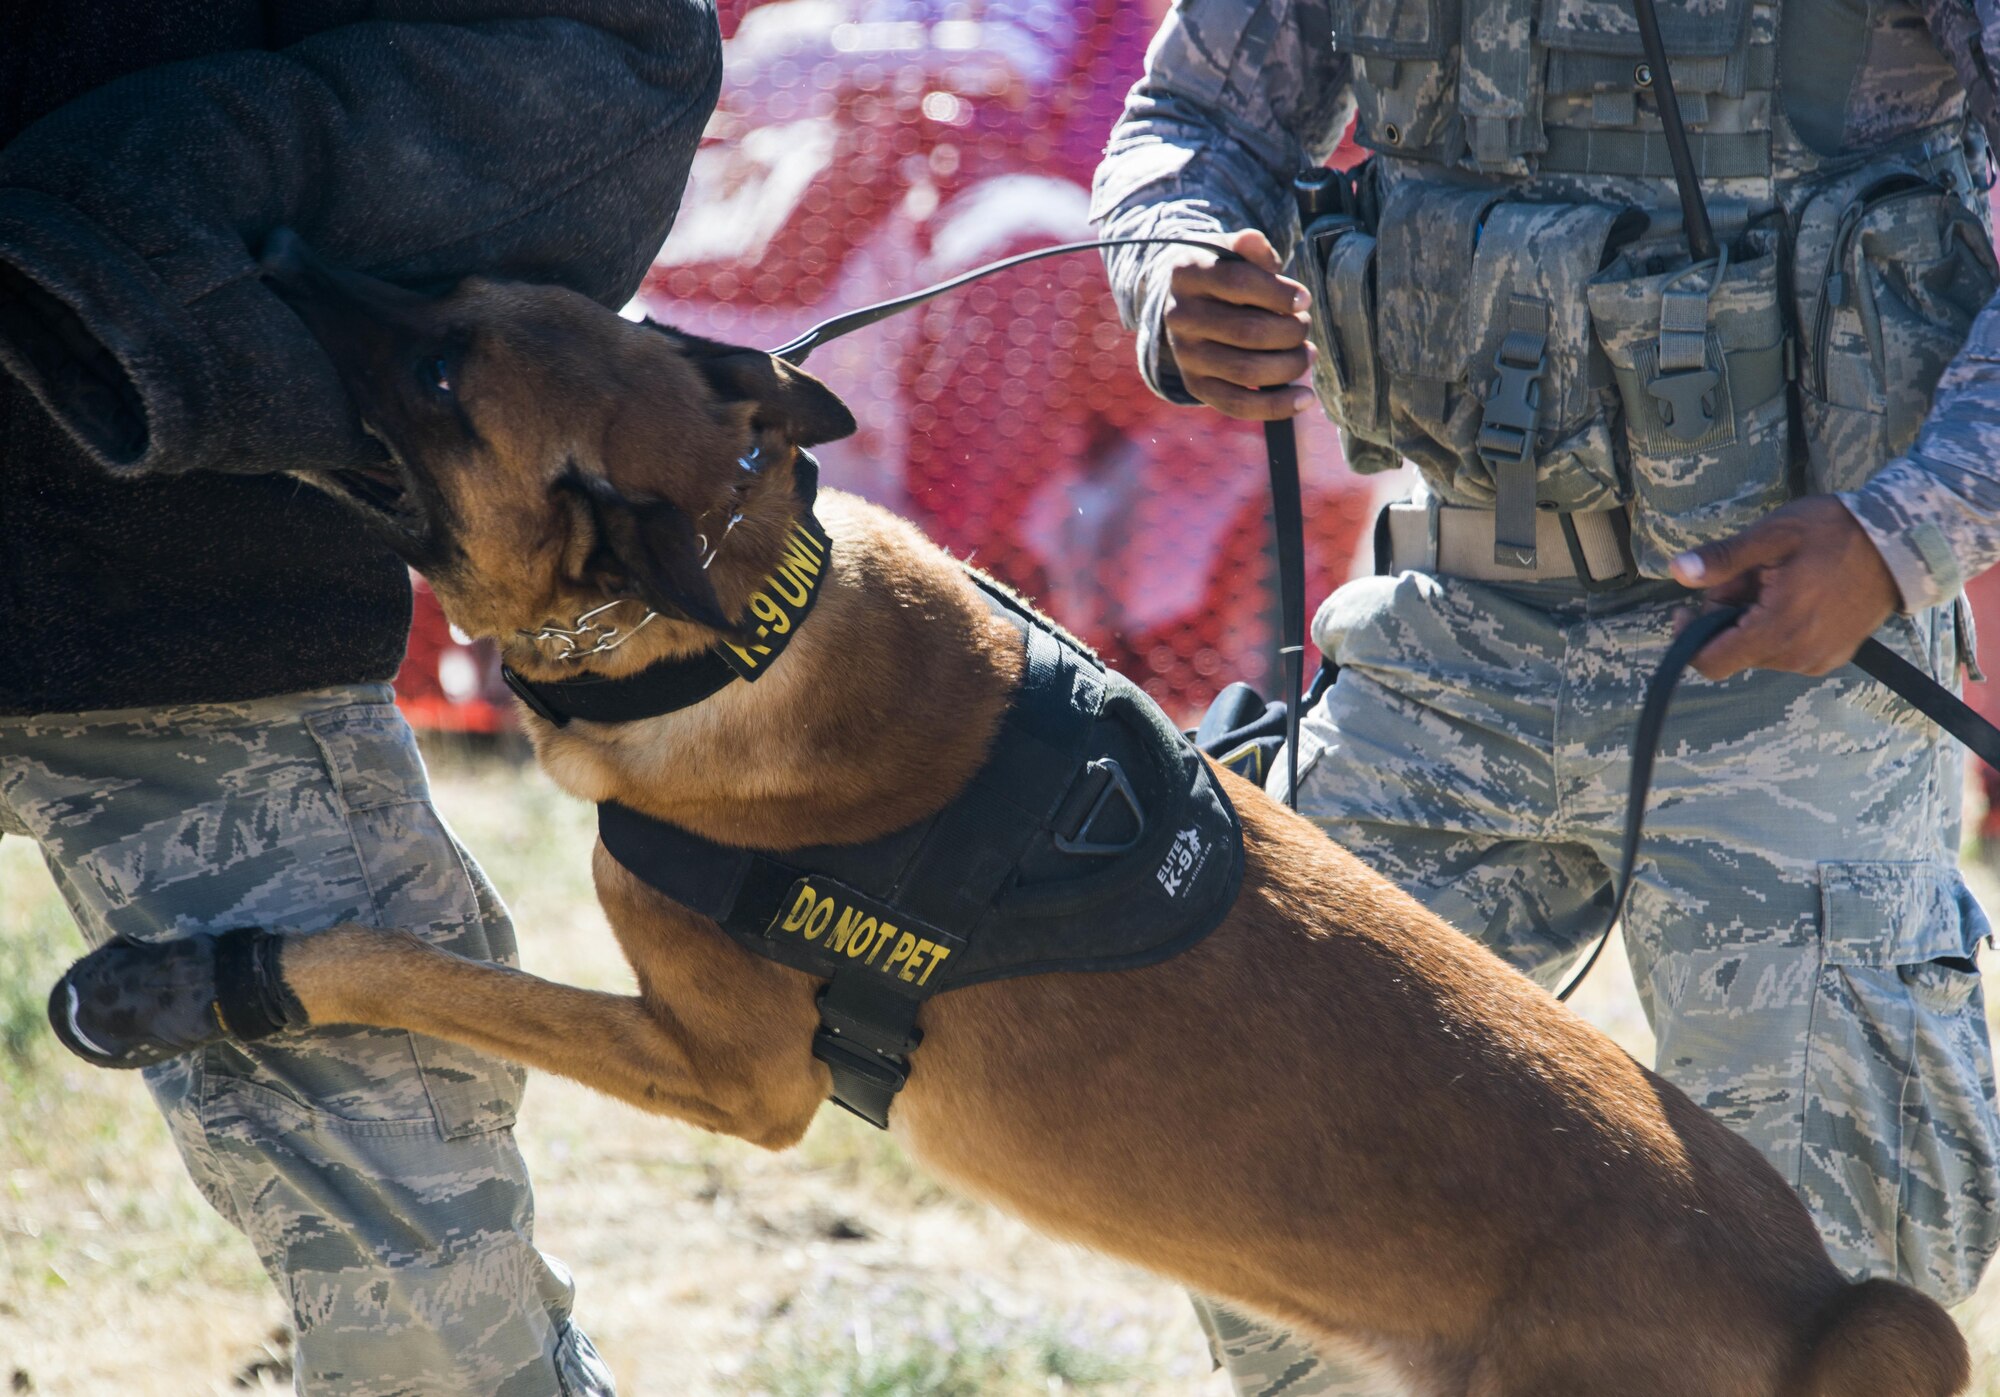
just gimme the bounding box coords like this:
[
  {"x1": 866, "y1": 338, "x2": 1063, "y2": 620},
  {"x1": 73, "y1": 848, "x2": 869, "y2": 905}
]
[
  {"x1": 768, "y1": 235, "x2": 1312, "y2": 812},
  {"x1": 1264, "y1": 417, "x2": 1308, "y2": 811},
  {"x1": 746, "y1": 234, "x2": 2000, "y2": 1017},
  {"x1": 1551, "y1": 607, "x2": 2000, "y2": 1003}
]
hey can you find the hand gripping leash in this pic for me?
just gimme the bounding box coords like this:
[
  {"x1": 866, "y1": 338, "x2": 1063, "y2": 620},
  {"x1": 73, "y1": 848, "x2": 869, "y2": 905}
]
[
  {"x1": 1553, "y1": 612, "x2": 2000, "y2": 1002},
  {"x1": 769, "y1": 235, "x2": 1315, "y2": 812}
]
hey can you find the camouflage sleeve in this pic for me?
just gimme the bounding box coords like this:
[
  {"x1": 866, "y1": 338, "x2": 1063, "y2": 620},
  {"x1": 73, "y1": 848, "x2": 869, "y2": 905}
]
[
  {"x1": 1088, "y1": 0, "x2": 1353, "y2": 402},
  {"x1": 1838, "y1": 0, "x2": 2000, "y2": 611},
  {"x1": 1842, "y1": 300, "x2": 2000, "y2": 613}
]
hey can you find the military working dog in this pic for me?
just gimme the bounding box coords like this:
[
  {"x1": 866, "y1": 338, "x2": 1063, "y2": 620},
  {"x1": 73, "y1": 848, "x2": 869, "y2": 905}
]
[{"x1": 56, "y1": 234, "x2": 1969, "y2": 1396}]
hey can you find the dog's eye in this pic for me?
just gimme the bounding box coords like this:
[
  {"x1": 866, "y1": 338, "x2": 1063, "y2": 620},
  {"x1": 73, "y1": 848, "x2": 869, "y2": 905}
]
[{"x1": 425, "y1": 356, "x2": 453, "y2": 395}]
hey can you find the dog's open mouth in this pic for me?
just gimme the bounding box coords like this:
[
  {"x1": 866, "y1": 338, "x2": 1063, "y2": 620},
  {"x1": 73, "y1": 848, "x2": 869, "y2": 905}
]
[
  {"x1": 332, "y1": 462, "x2": 411, "y2": 515},
  {"x1": 319, "y1": 425, "x2": 430, "y2": 535}
]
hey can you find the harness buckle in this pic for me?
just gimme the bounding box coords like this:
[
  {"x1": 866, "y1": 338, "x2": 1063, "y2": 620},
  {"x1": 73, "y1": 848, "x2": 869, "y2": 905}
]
[
  {"x1": 1475, "y1": 343, "x2": 1547, "y2": 466},
  {"x1": 812, "y1": 1029, "x2": 912, "y2": 1088},
  {"x1": 813, "y1": 981, "x2": 923, "y2": 1129},
  {"x1": 1052, "y1": 758, "x2": 1147, "y2": 857}
]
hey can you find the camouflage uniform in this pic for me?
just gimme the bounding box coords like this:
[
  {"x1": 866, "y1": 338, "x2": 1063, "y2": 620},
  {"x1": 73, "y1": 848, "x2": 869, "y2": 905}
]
[
  {"x1": 1092, "y1": 0, "x2": 2000, "y2": 1390},
  {"x1": 0, "y1": 685, "x2": 610, "y2": 1397}
]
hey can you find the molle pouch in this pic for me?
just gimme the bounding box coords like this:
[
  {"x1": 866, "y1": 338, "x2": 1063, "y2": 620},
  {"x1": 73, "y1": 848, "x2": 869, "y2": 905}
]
[
  {"x1": 1336, "y1": 0, "x2": 1465, "y2": 158},
  {"x1": 1794, "y1": 162, "x2": 1999, "y2": 495},
  {"x1": 1300, "y1": 210, "x2": 1396, "y2": 473},
  {"x1": 1588, "y1": 226, "x2": 1790, "y2": 577},
  {"x1": 1375, "y1": 184, "x2": 1634, "y2": 535},
  {"x1": 1536, "y1": 0, "x2": 1757, "y2": 173}
]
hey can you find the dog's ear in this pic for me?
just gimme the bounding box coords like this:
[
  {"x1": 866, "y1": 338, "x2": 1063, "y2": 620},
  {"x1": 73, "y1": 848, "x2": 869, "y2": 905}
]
[
  {"x1": 559, "y1": 466, "x2": 734, "y2": 631},
  {"x1": 653, "y1": 326, "x2": 857, "y2": 447}
]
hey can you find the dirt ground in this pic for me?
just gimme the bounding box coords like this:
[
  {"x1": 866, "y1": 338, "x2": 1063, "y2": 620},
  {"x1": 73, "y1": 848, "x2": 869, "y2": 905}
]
[{"x1": 6, "y1": 747, "x2": 2000, "y2": 1394}]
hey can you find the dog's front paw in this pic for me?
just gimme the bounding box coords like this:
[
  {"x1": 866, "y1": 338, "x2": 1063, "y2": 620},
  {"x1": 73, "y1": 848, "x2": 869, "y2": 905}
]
[{"x1": 48, "y1": 928, "x2": 303, "y2": 1069}]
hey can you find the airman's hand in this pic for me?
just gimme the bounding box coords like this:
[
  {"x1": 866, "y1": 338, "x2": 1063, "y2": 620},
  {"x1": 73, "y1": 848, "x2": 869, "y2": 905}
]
[
  {"x1": 1669, "y1": 496, "x2": 1902, "y2": 680},
  {"x1": 1159, "y1": 229, "x2": 1316, "y2": 421}
]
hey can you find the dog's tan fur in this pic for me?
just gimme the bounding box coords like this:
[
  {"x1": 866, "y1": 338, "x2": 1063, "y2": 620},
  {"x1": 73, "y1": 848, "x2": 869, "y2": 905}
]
[{"x1": 267, "y1": 257, "x2": 1968, "y2": 1396}]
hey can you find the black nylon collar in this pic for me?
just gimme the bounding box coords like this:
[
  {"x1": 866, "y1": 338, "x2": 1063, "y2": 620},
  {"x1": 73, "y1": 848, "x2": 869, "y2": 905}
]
[{"x1": 502, "y1": 509, "x2": 831, "y2": 727}]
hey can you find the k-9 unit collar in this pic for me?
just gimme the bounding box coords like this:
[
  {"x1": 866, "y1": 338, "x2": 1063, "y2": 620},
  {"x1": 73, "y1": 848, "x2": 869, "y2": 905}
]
[{"x1": 502, "y1": 511, "x2": 831, "y2": 727}]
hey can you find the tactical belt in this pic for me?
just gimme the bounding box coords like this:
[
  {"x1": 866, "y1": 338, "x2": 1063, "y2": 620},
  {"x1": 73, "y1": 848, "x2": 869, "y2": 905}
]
[
  {"x1": 598, "y1": 575, "x2": 1244, "y2": 1128},
  {"x1": 1385, "y1": 501, "x2": 1638, "y2": 590}
]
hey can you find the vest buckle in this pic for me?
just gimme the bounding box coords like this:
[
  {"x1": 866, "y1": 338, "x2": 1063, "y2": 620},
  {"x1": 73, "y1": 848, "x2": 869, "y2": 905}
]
[
  {"x1": 1646, "y1": 364, "x2": 1722, "y2": 440},
  {"x1": 1477, "y1": 297, "x2": 1552, "y2": 569}
]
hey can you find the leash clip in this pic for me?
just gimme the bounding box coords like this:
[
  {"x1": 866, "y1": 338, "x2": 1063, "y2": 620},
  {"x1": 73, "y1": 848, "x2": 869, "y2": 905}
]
[{"x1": 518, "y1": 600, "x2": 660, "y2": 662}]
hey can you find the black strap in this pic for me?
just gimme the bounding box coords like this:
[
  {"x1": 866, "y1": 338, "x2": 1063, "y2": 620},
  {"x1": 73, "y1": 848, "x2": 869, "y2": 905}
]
[
  {"x1": 1630, "y1": 0, "x2": 1718, "y2": 262},
  {"x1": 1854, "y1": 637, "x2": 2000, "y2": 770},
  {"x1": 1555, "y1": 607, "x2": 2000, "y2": 1003},
  {"x1": 1264, "y1": 418, "x2": 1308, "y2": 810},
  {"x1": 813, "y1": 976, "x2": 923, "y2": 1128},
  {"x1": 503, "y1": 650, "x2": 738, "y2": 728},
  {"x1": 212, "y1": 927, "x2": 304, "y2": 1040}
]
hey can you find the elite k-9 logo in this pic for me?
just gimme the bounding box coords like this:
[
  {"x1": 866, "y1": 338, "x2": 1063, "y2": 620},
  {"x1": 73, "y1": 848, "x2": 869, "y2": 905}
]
[{"x1": 1156, "y1": 826, "x2": 1209, "y2": 899}]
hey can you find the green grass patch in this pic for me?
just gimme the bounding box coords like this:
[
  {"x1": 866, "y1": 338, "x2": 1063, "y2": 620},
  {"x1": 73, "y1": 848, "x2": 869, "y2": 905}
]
[
  {"x1": 0, "y1": 839, "x2": 71, "y2": 1066},
  {"x1": 742, "y1": 1280, "x2": 1144, "y2": 1396}
]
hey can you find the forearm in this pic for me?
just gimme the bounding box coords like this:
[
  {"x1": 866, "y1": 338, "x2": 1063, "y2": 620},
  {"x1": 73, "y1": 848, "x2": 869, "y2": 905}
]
[
  {"x1": 0, "y1": 2, "x2": 722, "y2": 479},
  {"x1": 1089, "y1": 0, "x2": 1350, "y2": 401},
  {"x1": 1843, "y1": 298, "x2": 2000, "y2": 611}
]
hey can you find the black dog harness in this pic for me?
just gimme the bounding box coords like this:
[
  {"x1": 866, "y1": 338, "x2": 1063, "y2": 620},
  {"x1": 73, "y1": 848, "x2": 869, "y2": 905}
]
[{"x1": 504, "y1": 528, "x2": 1243, "y2": 1128}]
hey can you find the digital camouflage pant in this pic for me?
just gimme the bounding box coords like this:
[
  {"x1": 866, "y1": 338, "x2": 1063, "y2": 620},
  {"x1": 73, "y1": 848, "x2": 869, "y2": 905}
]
[
  {"x1": 0, "y1": 685, "x2": 611, "y2": 1397},
  {"x1": 1197, "y1": 572, "x2": 2000, "y2": 1396}
]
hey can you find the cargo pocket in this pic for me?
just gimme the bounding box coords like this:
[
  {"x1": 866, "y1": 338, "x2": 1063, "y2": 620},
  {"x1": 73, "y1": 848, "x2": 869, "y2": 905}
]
[
  {"x1": 1808, "y1": 861, "x2": 2000, "y2": 1302},
  {"x1": 1794, "y1": 163, "x2": 1999, "y2": 495},
  {"x1": 289, "y1": 701, "x2": 524, "y2": 1139},
  {"x1": 1588, "y1": 225, "x2": 1791, "y2": 576},
  {"x1": 1375, "y1": 184, "x2": 1636, "y2": 511},
  {"x1": 1335, "y1": 0, "x2": 1463, "y2": 157}
]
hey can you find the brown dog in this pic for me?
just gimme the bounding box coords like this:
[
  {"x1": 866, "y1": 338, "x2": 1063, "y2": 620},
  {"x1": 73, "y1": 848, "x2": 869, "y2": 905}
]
[{"x1": 220, "y1": 237, "x2": 1967, "y2": 1395}]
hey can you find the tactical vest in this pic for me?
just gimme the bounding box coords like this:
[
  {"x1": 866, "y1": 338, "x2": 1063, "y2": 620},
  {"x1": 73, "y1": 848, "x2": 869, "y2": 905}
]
[{"x1": 1300, "y1": 0, "x2": 2000, "y2": 576}]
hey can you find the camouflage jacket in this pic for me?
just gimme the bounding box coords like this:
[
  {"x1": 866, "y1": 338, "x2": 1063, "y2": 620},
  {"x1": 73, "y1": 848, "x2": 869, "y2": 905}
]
[{"x1": 1091, "y1": 0, "x2": 2000, "y2": 611}]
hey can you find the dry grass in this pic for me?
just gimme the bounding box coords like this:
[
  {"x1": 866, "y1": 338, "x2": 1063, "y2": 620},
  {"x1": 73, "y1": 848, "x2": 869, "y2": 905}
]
[
  {"x1": 5, "y1": 745, "x2": 2000, "y2": 1394},
  {"x1": 0, "y1": 747, "x2": 1216, "y2": 1396}
]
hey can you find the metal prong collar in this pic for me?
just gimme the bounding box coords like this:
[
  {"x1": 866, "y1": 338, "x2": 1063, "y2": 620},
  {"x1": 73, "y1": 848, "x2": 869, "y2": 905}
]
[{"x1": 518, "y1": 599, "x2": 660, "y2": 662}]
